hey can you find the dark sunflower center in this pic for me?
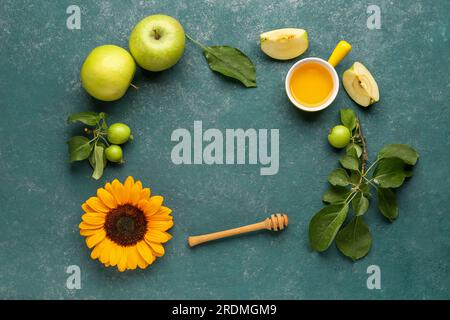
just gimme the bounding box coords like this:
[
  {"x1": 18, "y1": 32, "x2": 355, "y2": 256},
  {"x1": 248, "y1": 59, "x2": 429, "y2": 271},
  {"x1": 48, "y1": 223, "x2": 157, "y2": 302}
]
[{"x1": 105, "y1": 205, "x2": 147, "y2": 246}]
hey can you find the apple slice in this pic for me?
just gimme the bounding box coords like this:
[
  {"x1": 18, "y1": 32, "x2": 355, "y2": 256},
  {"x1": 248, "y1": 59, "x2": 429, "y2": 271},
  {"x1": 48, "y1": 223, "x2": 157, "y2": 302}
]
[
  {"x1": 342, "y1": 62, "x2": 380, "y2": 107},
  {"x1": 260, "y1": 28, "x2": 308, "y2": 60}
]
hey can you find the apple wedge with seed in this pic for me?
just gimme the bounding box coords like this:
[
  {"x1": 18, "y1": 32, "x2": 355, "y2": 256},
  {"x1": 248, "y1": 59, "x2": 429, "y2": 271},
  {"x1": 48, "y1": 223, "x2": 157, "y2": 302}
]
[
  {"x1": 342, "y1": 62, "x2": 380, "y2": 107},
  {"x1": 260, "y1": 28, "x2": 308, "y2": 60}
]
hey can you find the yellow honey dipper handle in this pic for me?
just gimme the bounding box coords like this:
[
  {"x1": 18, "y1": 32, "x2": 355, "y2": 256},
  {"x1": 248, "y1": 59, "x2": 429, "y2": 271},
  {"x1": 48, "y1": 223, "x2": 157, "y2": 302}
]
[
  {"x1": 188, "y1": 221, "x2": 268, "y2": 247},
  {"x1": 328, "y1": 40, "x2": 352, "y2": 67},
  {"x1": 188, "y1": 214, "x2": 289, "y2": 247}
]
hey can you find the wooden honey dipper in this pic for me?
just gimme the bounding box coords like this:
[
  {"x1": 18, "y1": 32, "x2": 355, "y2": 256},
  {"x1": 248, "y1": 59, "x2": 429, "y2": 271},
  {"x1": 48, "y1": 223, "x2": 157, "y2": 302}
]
[{"x1": 188, "y1": 213, "x2": 289, "y2": 247}]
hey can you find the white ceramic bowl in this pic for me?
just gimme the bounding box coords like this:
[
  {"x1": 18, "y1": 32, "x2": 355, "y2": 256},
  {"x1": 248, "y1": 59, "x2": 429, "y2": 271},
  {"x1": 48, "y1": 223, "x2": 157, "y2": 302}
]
[{"x1": 285, "y1": 57, "x2": 339, "y2": 112}]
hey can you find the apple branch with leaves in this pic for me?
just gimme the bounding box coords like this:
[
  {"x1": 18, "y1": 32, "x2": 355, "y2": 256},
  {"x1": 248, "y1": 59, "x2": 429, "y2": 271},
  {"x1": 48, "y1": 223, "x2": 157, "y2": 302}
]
[
  {"x1": 308, "y1": 109, "x2": 419, "y2": 261},
  {"x1": 67, "y1": 112, "x2": 112, "y2": 180}
]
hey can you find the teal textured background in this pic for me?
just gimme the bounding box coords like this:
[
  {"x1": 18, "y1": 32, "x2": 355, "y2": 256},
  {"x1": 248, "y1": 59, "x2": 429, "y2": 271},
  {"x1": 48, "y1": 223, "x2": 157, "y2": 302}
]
[{"x1": 0, "y1": 0, "x2": 449, "y2": 299}]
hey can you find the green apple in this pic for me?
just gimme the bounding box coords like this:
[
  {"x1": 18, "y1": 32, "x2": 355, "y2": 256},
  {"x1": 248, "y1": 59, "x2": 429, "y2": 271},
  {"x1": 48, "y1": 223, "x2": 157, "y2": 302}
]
[
  {"x1": 107, "y1": 123, "x2": 131, "y2": 145},
  {"x1": 342, "y1": 62, "x2": 380, "y2": 107},
  {"x1": 105, "y1": 145, "x2": 123, "y2": 163},
  {"x1": 129, "y1": 14, "x2": 185, "y2": 72},
  {"x1": 260, "y1": 28, "x2": 308, "y2": 60},
  {"x1": 81, "y1": 45, "x2": 136, "y2": 101},
  {"x1": 328, "y1": 125, "x2": 351, "y2": 148}
]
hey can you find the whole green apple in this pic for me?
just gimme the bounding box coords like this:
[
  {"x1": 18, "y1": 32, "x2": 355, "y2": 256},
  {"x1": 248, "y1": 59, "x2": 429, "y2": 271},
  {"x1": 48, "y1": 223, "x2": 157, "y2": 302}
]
[
  {"x1": 129, "y1": 14, "x2": 185, "y2": 72},
  {"x1": 81, "y1": 45, "x2": 136, "y2": 101},
  {"x1": 328, "y1": 125, "x2": 351, "y2": 148}
]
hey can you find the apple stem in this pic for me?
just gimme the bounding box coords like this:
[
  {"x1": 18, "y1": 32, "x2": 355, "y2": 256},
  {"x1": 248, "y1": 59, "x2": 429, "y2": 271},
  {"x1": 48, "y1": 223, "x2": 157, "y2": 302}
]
[
  {"x1": 153, "y1": 29, "x2": 161, "y2": 40},
  {"x1": 130, "y1": 83, "x2": 139, "y2": 90}
]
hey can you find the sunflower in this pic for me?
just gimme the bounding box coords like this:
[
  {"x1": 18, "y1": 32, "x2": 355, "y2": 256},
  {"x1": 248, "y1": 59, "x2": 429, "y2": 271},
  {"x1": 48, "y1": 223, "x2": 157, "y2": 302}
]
[{"x1": 79, "y1": 176, "x2": 173, "y2": 272}]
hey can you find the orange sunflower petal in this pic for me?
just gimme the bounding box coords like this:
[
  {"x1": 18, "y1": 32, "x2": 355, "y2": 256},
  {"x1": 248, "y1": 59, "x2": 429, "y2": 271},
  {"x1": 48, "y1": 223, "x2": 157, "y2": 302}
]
[
  {"x1": 135, "y1": 247, "x2": 148, "y2": 269},
  {"x1": 79, "y1": 222, "x2": 103, "y2": 230},
  {"x1": 86, "y1": 197, "x2": 110, "y2": 213},
  {"x1": 150, "y1": 206, "x2": 173, "y2": 221},
  {"x1": 140, "y1": 187, "x2": 151, "y2": 200},
  {"x1": 111, "y1": 179, "x2": 126, "y2": 205},
  {"x1": 83, "y1": 211, "x2": 106, "y2": 218},
  {"x1": 129, "y1": 181, "x2": 143, "y2": 206},
  {"x1": 148, "y1": 242, "x2": 165, "y2": 257},
  {"x1": 137, "y1": 199, "x2": 150, "y2": 212},
  {"x1": 136, "y1": 241, "x2": 155, "y2": 264},
  {"x1": 145, "y1": 230, "x2": 172, "y2": 243},
  {"x1": 81, "y1": 212, "x2": 105, "y2": 225},
  {"x1": 105, "y1": 182, "x2": 113, "y2": 194},
  {"x1": 157, "y1": 206, "x2": 173, "y2": 216},
  {"x1": 99, "y1": 239, "x2": 113, "y2": 264},
  {"x1": 148, "y1": 220, "x2": 174, "y2": 232},
  {"x1": 90, "y1": 239, "x2": 107, "y2": 260},
  {"x1": 109, "y1": 244, "x2": 122, "y2": 267},
  {"x1": 123, "y1": 177, "x2": 134, "y2": 204},
  {"x1": 97, "y1": 188, "x2": 117, "y2": 209},
  {"x1": 80, "y1": 228, "x2": 100, "y2": 236},
  {"x1": 137, "y1": 257, "x2": 148, "y2": 269},
  {"x1": 160, "y1": 206, "x2": 172, "y2": 213},
  {"x1": 81, "y1": 203, "x2": 95, "y2": 213},
  {"x1": 144, "y1": 196, "x2": 164, "y2": 217},
  {"x1": 149, "y1": 215, "x2": 173, "y2": 221},
  {"x1": 126, "y1": 246, "x2": 138, "y2": 270},
  {"x1": 118, "y1": 249, "x2": 127, "y2": 272},
  {"x1": 125, "y1": 176, "x2": 135, "y2": 185},
  {"x1": 86, "y1": 229, "x2": 106, "y2": 249}
]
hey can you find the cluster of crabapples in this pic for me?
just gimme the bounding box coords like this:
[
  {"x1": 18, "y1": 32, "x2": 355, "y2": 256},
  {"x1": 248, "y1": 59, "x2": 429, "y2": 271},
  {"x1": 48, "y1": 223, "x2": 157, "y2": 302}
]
[{"x1": 104, "y1": 123, "x2": 132, "y2": 163}]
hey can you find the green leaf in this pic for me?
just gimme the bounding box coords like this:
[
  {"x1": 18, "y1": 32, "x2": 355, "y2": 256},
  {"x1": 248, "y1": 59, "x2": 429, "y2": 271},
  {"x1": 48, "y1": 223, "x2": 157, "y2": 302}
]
[
  {"x1": 372, "y1": 158, "x2": 407, "y2": 188},
  {"x1": 67, "y1": 136, "x2": 93, "y2": 162},
  {"x1": 352, "y1": 192, "x2": 369, "y2": 216},
  {"x1": 340, "y1": 109, "x2": 357, "y2": 130},
  {"x1": 339, "y1": 154, "x2": 360, "y2": 171},
  {"x1": 377, "y1": 188, "x2": 398, "y2": 221},
  {"x1": 323, "y1": 186, "x2": 350, "y2": 204},
  {"x1": 91, "y1": 143, "x2": 105, "y2": 180},
  {"x1": 203, "y1": 46, "x2": 256, "y2": 87},
  {"x1": 336, "y1": 216, "x2": 372, "y2": 261},
  {"x1": 349, "y1": 171, "x2": 361, "y2": 185},
  {"x1": 309, "y1": 204, "x2": 349, "y2": 252},
  {"x1": 346, "y1": 143, "x2": 362, "y2": 158},
  {"x1": 328, "y1": 168, "x2": 351, "y2": 187},
  {"x1": 99, "y1": 112, "x2": 108, "y2": 130},
  {"x1": 377, "y1": 144, "x2": 419, "y2": 165},
  {"x1": 360, "y1": 182, "x2": 370, "y2": 195},
  {"x1": 67, "y1": 112, "x2": 101, "y2": 126},
  {"x1": 89, "y1": 142, "x2": 107, "y2": 169},
  {"x1": 404, "y1": 167, "x2": 414, "y2": 177}
]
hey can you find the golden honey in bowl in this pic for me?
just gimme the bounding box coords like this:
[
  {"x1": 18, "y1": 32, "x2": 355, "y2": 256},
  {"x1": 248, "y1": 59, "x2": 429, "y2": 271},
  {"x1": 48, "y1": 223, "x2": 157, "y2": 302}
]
[{"x1": 289, "y1": 62, "x2": 334, "y2": 108}]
